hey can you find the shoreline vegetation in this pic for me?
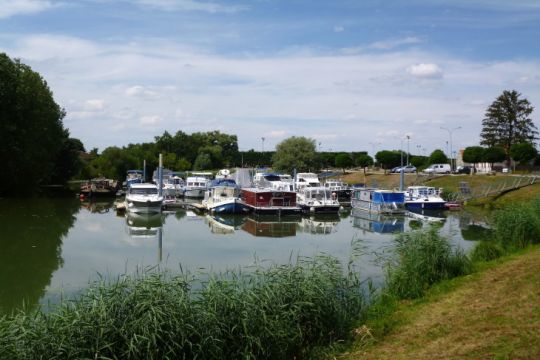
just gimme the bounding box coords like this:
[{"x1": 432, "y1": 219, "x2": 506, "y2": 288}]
[{"x1": 0, "y1": 199, "x2": 539, "y2": 359}]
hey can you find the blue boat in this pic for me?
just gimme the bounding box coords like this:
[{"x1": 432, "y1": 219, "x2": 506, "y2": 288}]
[
  {"x1": 202, "y1": 179, "x2": 250, "y2": 214},
  {"x1": 351, "y1": 188, "x2": 406, "y2": 214},
  {"x1": 126, "y1": 170, "x2": 144, "y2": 188},
  {"x1": 405, "y1": 186, "x2": 447, "y2": 210}
]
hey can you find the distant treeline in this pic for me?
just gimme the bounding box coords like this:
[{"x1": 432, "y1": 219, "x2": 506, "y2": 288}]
[{"x1": 81, "y1": 130, "x2": 369, "y2": 181}]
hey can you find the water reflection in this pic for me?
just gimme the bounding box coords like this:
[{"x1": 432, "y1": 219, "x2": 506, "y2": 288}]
[
  {"x1": 297, "y1": 214, "x2": 340, "y2": 235},
  {"x1": 242, "y1": 215, "x2": 300, "y2": 237},
  {"x1": 351, "y1": 208, "x2": 405, "y2": 234},
  {"x1": 205, "y1": 214, "x2": 246, "y2": 234},
  {"x1": 80, "y1": 199, "x2": 115, "y2": 214},
  {"x1": 124, "y1": 212, "x2": 165, "y2": 261},
  {"x1": 0, "y1": 197, "x2": 80, "y2": 314}
]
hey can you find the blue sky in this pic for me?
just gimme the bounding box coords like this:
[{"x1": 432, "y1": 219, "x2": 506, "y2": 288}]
[{"x1": 1, "y1": 0, "x2": 539, "y2": 155}]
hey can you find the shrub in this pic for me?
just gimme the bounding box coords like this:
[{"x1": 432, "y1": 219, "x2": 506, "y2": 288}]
[{"x1": 470, "y1": 240, "x2": 504, "y2": 262}]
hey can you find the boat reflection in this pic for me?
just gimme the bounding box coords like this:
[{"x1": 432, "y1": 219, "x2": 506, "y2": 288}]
[
  {"x1": 124, "y1": 212, "x2": 164, "y2": 240},
  {"x1": 297, "y1": 214, "x2": 340, "y2": 235},
  {"x1": 80, "y1": 199, "x2": 115, "y2": 214},
  {"x1": 351, "y1": 208, "x2": 405, "y2": 234},
  {"x1": 242, "y1": 215, "x2": 301, "y2": 238},
  {"x1": 406, "y1": 208, "x2": 446, "y2": 223},
  {"x1": 205, "y1": 214, "x2": 247, "y2": 235}
]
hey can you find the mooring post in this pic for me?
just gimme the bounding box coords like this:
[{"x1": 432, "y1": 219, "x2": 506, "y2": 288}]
[{"x1": 158, "y1": 153, "x2": 163, "y2": 197}]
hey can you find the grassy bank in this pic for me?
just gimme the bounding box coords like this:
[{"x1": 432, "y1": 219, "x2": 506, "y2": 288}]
[
  {"x1": 342, "y1": 245, "x2": 540, "y2": 359},
  {"x1": 342, "y1": 197, "x2": 540, "y2": 359}
]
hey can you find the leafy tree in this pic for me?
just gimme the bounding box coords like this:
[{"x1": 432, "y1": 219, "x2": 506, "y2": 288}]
[
  {"x1": 480, "y1": 90, "x2": 538, "y2": 165},
  {"x1": 193, "y1": 153, "x2": 213, "y2": 170},
  {"x1": 335, "y1": 153, "x2": 353, "y2": 172},
  {"x1": 510, "y1": 142, "x2": 538, "y2": 166},
  {"x1": 375, "y1": 150, "x2": 401, "y2": 172},
  {"x1": 50, "y1": 136, "x2": 86, "y2": 184},
  {"x1": 272, "y1": 136, "x2": 317, "y2": 174},
  {"x1": 410, "y1": 155, "x2": 428, "y2": 168},
  {"x1": 0, "y1": 53, "x2": 72, "y2": 195},
  {"x1": 463, "y1": 146, "x2": 485, "y2": 171},
  {"x1": 355, "y1": 154, "x2": 374, "y2": 174},
  {"x1": 428, "y1": 149, "x2": 448, "y2": 165},
  {"x1": 482, "y1": 146, "x2": 506, "y2": 168}
]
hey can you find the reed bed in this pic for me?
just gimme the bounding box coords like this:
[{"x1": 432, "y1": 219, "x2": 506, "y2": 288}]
[
  {"x1": 0, "y1": 255, "x2": 365, "y2": 359},
  {"x1": 385, "y1": 228, "x2": 473, "y2": 299},
  {"x1": 472, "y1": 198, "x2": 540, "y2": 261}
]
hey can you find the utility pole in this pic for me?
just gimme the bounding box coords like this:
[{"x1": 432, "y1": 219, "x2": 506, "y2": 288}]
[{"x1": 440, "y1": 126, "x2": 461, "y2": 171}]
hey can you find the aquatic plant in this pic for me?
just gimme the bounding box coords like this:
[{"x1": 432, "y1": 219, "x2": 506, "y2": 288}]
[
  {"x1": 0, "y1": 255, "x2": 365, "y2": 359},
  {"x1": 385, "y1": 228, "x2": 472, "y2": 299}
]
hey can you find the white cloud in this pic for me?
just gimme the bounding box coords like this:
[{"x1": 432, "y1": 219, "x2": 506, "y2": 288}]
[
  {"x1": 4, "y1": 34, "x2": 539, "y2": 153},
  {"x1": 140, "y1": 115, "x2": 162, "y2": 126},
  {"x1": 0, "y1": 0, "x2": 61, "y2": 19},
  {"x1": 134, "y1": 0, "x2": 247, "y2": 13},
  {"x1": 370, "y1": 36, "x2": 422, "y2": 50},
  {"x1": 333, "y1": 26, "x2": 345, "y2": 33},
  {"x1": 125, "y1": 85, "x2": 158, "y2": 99},
  {"x1": 406, "y1": 63, "x2": 443, "y2": 78}
]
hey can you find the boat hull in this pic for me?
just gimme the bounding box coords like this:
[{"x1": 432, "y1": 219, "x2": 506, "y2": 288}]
[
  {"x1": 208, "y1": 200, "x2": 250, "y2": 214},
  {"x1": 184, "y1": 188, "x2": 206, "y2": 198},
  {"x1": 405, "y1": 201, "x2": 446, "y2": 210},
  {"x1": 300, "y1": 204, "x2": 341, "y2": 214},
  {"x1": 351, "y1": 199, "x2": 406, "y2": 215}
]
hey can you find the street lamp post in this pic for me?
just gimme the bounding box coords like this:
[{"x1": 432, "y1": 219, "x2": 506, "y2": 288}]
[
  {"x1": 261, "y1": 137, "x2": 265, "y2": 153},
  {"x1": 369, "y1": 141, "x2": 381, "y2": 160},
  {"x1": 440, "y1": 126, "x2": 462, "y2": 171},
  {"x1": 406, "y1": 135, "x2": 410, "y2": 166}
]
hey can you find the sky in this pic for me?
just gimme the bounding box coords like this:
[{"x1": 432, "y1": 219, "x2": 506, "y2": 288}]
[{"x1": 1, "y1": 0, "x2": 540, "y2": 156}]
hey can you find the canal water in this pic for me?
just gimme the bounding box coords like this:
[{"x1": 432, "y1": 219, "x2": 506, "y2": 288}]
[{"x1": 0, "y1": 197, "x2": 489, "y2": 314}]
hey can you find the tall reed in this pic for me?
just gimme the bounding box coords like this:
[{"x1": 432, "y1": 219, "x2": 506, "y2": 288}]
[
  {"x1": 490, "y1": 198, "x2": 540, "y2": 250},
  {"x1": 385, "y1": 227, "x2": 472, "y2": 299},
  {"x1": 0, "y1": 255, "x2": 365, "y2": 359}
]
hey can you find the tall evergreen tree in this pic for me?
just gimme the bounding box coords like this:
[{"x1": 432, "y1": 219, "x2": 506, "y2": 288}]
[{"x1": 480, "y1": 90, "x2": 537, "y2": 164}]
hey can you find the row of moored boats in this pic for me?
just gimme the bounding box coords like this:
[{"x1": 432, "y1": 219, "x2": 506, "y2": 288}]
[{"x1": 110, "y1": 169, "x2": 448, "y2": 216}]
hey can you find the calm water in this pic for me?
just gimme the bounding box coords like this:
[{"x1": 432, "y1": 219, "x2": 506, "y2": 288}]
[{"x1": 0, "y1": 197, "x2": 489, "y2": 314}]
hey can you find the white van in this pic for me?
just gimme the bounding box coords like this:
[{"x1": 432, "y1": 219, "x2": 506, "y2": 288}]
[{"x1": 423, "y1": 163, "x2": 451, "y2": 174}]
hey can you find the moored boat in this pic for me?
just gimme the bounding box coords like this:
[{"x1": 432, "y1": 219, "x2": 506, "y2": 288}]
[
  {"x1": 351, "y1": 188, "x2": 406, "y2": 214},
  {"x1": 125, "y1": 183, "x2": 163, "y2": 214},
  {"x1": 323, "y1": 180, "x2": 352, "y2": 203},
  {"x1": 240, "y1": 188, "x2": 301, "y2": 215},
  {"x1": 404, "y1": 186, "x2": 446, "y2": 210},
  {"x1": 125, "y1": 170, "x2": 144, "y2": 188},
  {"x1": 202, "y1": 179, "x2": 249, "y2": 214},
  {"x1": 80, "y1": 178, "x2": 120, "y2": 198},
  {"x1": 296, "y1": 187, "x2": 341, "y2": 214},
  {"x1": 184, "y1": 175, "x2": 210, "y2": 198}
]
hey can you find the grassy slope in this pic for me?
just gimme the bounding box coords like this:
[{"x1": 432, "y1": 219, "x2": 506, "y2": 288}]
[{"x1": 342, "y1": 247, "x2": 540, "y2": 360}]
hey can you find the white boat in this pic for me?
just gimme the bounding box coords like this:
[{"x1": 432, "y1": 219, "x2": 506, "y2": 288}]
[
  {"x1": 405, "y1": 186, "x2": 446, "y2": 210},
  {"x1": 125, "y1": 183, "x2": 163, "y2": 213},
  {"x1": 296, "y1": 187, "x2": 341, "y2": 214},
  {"x1": 295, "y1": 172, "x2": 321, "y2": 190},
  {"x1": 202, "y1": 179, "x2": 250, "y2": 214},
  {"x1": 184, "y1": 173, "x2": 211, "y2": 198},
  {"x1": 323, "y1": 180, "x2": 352, "y2": 202},
  {"x1": 351, "y1": 188, "x2": 406, "y2": 214},
  {"x1": 253, "y1": 172, "x2": 294, "y2": 191}
]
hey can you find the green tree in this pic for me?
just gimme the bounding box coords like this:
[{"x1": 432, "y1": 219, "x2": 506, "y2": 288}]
[
  {"x1": 0, "y1": 53, "x2": 71, "y2": 195},
  {"x1": 463, "y1": 146, "x2": 485, "y2": 172},
  {"x1": 50, "y1": 136, "x2": 86, "y2": 184},
  {"x1": 480, "y1": 90, "x2": 538, "y2": 165},
  {"x1": 334, "y1": 153, "x2": 353, "y2": 172},
  {"x1": 410, "y1": 155, "x2": 428, "y2": 169},
  {"x1": 355, "y1": 154, "x2": 374, "y2": 174},
  {"x1": 510, "y1": 142, "x2": 538, "y2": 167},
  {"x1": 375, "y1": 150, "x2": 401, "y2": 173},
  {"x1": 272, "y1": 137, "x2": 317, "y2": 174},
  {"x1": 482, "y1": 146, "x2": 506, "y2": 168},
  {"x1": 428, "y1": 149, "x2": 448, "y2": 165},
  {"x1": 193, "y1": 153, "x2": 213, "y2": 170}
]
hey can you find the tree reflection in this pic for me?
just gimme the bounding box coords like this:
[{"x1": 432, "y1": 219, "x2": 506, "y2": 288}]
[{"x1": 0, "y1": 197, "x2": 79, "y2": 314}]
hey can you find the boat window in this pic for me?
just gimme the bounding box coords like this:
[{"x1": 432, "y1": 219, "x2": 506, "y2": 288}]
[
  {"x1": 131, "y1": 188, "x2": 158, "y2": 195},
  {"x1": 264, "y1": 175, "x2": 281, "y2": 181}
]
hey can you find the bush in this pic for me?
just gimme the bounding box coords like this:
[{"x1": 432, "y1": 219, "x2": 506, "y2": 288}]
[
  {"x1": 385, "y1": 228, "x2": 472, "y2": 299},
  {"x1": 491, "y1": 200, "x2": 540, "y2": 250},
  {"x1": 0, "y1": 256, "x2": 365, "y2": 359},
  {"x1": 470, "y1": 240, "x2": 504, "y2": 262}
]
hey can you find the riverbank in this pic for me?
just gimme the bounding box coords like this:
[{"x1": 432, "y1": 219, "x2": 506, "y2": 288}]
[{"x1": 342, "y1": 245, "x2": 540, "y2": 359}]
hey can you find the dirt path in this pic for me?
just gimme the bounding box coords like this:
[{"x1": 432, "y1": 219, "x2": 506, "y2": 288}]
[{"x1": 346, "y1": 248, "x2": 540, "y2": 359}]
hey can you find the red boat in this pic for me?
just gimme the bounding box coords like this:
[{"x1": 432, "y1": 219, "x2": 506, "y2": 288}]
[{"x1": 240, "y1": 188, "x2": 302, "y2": 215}]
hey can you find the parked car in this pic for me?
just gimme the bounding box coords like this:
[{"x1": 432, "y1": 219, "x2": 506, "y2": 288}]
[
  {"x1": 423, "y1": 163, "x2": 451, "y2": 174},
  {"x1": 391, "y1": 165, "x2": 417, "y2": 173},
  {"x1": 455, "y1": 166, "x2": 476, "y2": 174}
]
